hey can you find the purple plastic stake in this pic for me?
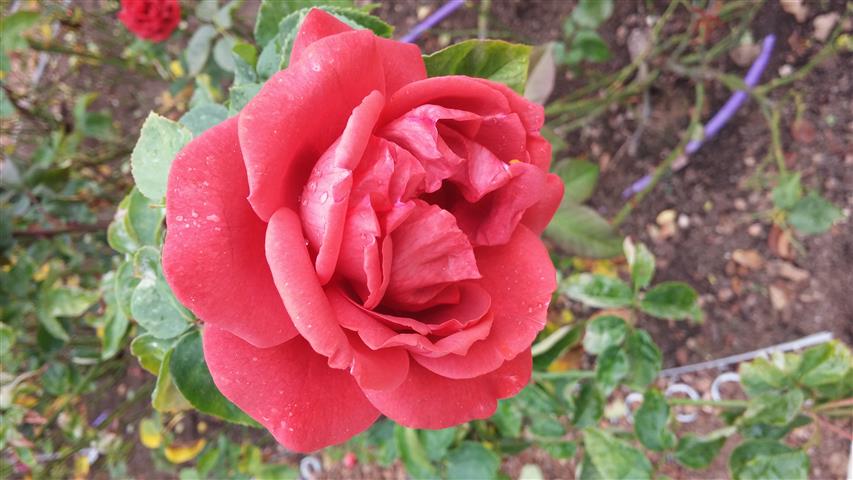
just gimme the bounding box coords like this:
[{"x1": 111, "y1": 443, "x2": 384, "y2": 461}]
[
  {"x1": 622, "y1": 34, "x2": 777, "y2": 198},
  {"x1": 400, "y1": 0, "x2": 466, "y2": 43}
]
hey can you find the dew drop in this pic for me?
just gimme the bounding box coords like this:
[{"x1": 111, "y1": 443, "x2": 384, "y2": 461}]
[
  {"x1": 175, "y1": 215, "x2": 184, "y2": 221},
  {"x1": 308, "y1": 181, "x2": 317, "y2": 192},
  {"x1": 319, "y1": 192, "x2": 329, "y2": 204},
  {"x1": 206, "y1": 214, "x2": 220, "y2": 222}
]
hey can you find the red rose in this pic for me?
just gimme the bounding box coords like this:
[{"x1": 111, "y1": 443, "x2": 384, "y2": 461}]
[
  {"x1": 118, "y1": 0, "x2": 180, "y2": 43},
  {"x1": 163, "y1": 9, "x2": 562, "y2": 452}
]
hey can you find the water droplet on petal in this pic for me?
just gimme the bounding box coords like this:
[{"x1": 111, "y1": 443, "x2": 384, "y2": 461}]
[{"x1": 319, "y1": 192, "x2": 329, "y2": 204}]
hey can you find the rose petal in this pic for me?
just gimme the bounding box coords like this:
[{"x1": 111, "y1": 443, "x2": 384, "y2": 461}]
[
  {"x1": 290, "y1": 8, "x2": 355, "y2": 65},
  {"x1": 163, "y1": 117, "x2": 297, "y2": 348},
  {"x1": 266, "y1": 207, "x2": 353, "y2": 369},
  {"x1": 240, "y1": 30, "x2": 386, "y2": 221},
  {"x1": 413, "y1": 225, "x2": 555, "y2": 379},
  {"x1": 520, "y1": 172, "x2": 563, "y2": 235},
  {"x1": 380, "y1": 76, "x2": 510, "y2": 126},
  {"x1": 203, "y1": 327, "x2": 379, "y2": 452},
  {"x1": 329, "y1": 288, "x2": 491, "y2": 358},
  {"x1": 347, "y1": 330, "x2": 410, "y2": 391},
  {"x1": 453, "y1": 162, "x2": 549, "y2": 246},
  {"x1": 364, "y1": 349, "x2": 532, "y2": 429},
  {"x1": 300, "y1": 90, "x2": 385, "y2": 284},
  {"x1": 384, "y1": 201, "x2": 480, "y2": 309},
  {"x1": 291, "y1": 9, "x2": 426, "y2": 94}
]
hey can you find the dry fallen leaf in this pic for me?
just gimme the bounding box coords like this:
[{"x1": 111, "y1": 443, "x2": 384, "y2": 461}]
[
  {"x1": 768, "y1": 260, "x2": 810, "y2": 282},
  {"x1": 813, "y1": 12, "x2": 840, "y2": 42},
  {"x1": 732, "y1": 249, "x2": 764, "y2": 270},
  {"x1": 768, "y1": 224, "x2": 794, "y2": 259},
  {"x1": 768, "y1": 283, "x2": 790, "y2": 310},
  {"x1": 790, "y1": 119, "x2": 817, "y2": 144},
  {"x1": 780, "y1": 0, "x2": 809, "y2": 23}
]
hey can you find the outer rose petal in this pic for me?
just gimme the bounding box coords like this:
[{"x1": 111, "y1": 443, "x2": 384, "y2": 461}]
[
  {"x1": 521, "y1": 172, "x2": 564, "y2": 235},
  {"x1": 203, "y1": 327, "x2": 379, "y2": 452},
  {"x1": 290, "y1": 8, "x2": 354, "y2": 65},
  {"x1": 412, "y1": 225, "x2": 556, "y2": 379},
  {"x1": 364, "y1": 349, "x2": 532, "y2": 429},
  {"x1": 266, "y1": 208, "x2": 353, "y2": 369},
  {"x1": 163, "y1": 117, "x2": 297, "y2": 348},
  {"x1": 292, "y1": 9, "x2": 426, "y2": 94},
  {"x1": 239, "y1": 30, "x2": 386, "y2": 221}
]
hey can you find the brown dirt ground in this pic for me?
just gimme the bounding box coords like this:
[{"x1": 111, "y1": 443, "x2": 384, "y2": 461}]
[{"x1": 9, "y1": 0, "x2": 848, "y2": 478}]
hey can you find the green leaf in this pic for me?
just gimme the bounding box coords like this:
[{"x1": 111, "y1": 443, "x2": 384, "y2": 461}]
[
  {"x1": 254, "y1": 0, "x2": 354, "y2": 46},
  {"x1": 771, "y1": 173, "x2": 802, "y2": 210},
  {"x1": 594, "y1": 345, "x2": 628, "y2": 395},
  {"x1": 545, "y1": 204, "x2": 623, "y2": 258},
  {"x1": 195, "y1": 0, "x2": 218, "y2": 21},
  {"x1": 729, "y1": 440, "x2": 808, "y2": 480},
  {"x1": 739, "y1": 357, "x2": 790, "y2": 397},
  {"x1": 624, "y1": 330, "x2": 661, "y2": 390},
  {"x1": 583, "y1": 428, "x2": 652, "y2": 480},
  {"x1": 572, "y1": 382, "x2": 603, "y2": 427},
  {"x1": 446, "y1": 442, "x2": 501, "y2": 480},
  {"x1": 532, "y1": 324, "x2": 583, "y2": 370},
  {"x1": 0, "y1": 323, "x2": 16, "y2": 356},
  {"x1": 554, "y1": 159, "x2": 599, "y2": 205},
  {"x1": 541, "y1": 440, "x2": 576, "y2": 459},
  {"x1": 152, "y1": 348, "x2": 192, "y2": 413},
  {"x1": 213, "y1": 0, "x2": 240, "y2": 29},
  {"x1": 419, "y1": 427, "x2": 457, "y2": 462},
  {"x1": 1, "y1": 11, "x2": 40, "y2": 52},
  {"x1": 787, "y1": 192, "x2": 842, "y2": 235},
  {"x1": 169, "y1": 331, "x2": 258, "y2": 426},
  {"x1": 739, "y1": 389, "x2": 805, "y2": 429},
  {"x1": 131, "y1": 334, "x2": 175, "y2": 375},
  {"x1": 530, "y1": 415, "x2": 566, "y2": 437},
  {"x1": 102, "y1": 306, "x2": 129, "y2": 360},
  {"x1": 796, "y1": 340, "x2": 852, "y2": 388},
  {"x1": 232, "y1": 41, "x2": 259, "y2": 85},
  {"x1": 37, "y1": 287, "x2": 98, "y2": 341},
  {"x1": 639, "y1": 281, "x2": 699, "y2": 320},
  {"x1": 115, "y1": 260, "x2": 140, "y2": 319},
  {"x1": 130, "y1": 247, "x2": 192, "y2": 339},
  {"x1": 229, "y1": 83, "x2": 262, "y2": 114},
  {"x1": 563, "y1": 273, "x2": 633, "y2": 308},
  {"x1": 675, "y1": 434, "x2": 727, "y2": 469},
  {"x1": 569, "y1": 30, "x2": 611, "y2": 63},
  {"x1": 326, "y1": 7, "x2": 393, "y2": 38},
  {"x1": 394, "y1": 426, "x2": 438, "y2": 479},
  {"x1": 583, "y1": 315, "x2": 628, "y2": 355},
  {"x1": 571, "y1": 0, "x2": 614, "y2": 28},
  {"x1": 491, "y1": 399, "x2": 522, "y2": 438},
  {"x1": 186, "y1": 25, "x2": 218, "y2": 76},
  {"x1": 130, "y1": 113, "x2": 192, "y2": 201},
  {"x1": 423, "y1": 40, "x2": 531, "y2": 93},
  {"x1": 179, "y1": 103, "x2": 229, "y2": 137},
  {"x1": 624, "y1": 239, "x2": 655, "y2": 291},
  {"x1": 213, "y1": 36, "x2": 236, "y2": 72},
  {"x1": 634, "y1": 389, "x2": 676, "y2": 452},
  {"x1": 577, "y1": 454, "x2": 604, "y2": 480}
]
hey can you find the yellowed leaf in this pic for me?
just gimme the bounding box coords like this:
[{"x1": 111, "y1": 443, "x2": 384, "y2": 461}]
[
  {"x1": 164, "y1": 439, "x2": 207, "y2": 464},
  {"x1": 139, "y1": 418, "x2": 162, "y2": 449}
]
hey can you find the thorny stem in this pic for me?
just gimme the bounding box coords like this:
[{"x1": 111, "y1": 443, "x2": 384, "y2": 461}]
[
  {"x1": 25, "y1": 38, "x2": 159, "y2": 77},
  {"x1": 667, "y1": 398, "x2": 748, "y2": 409},
  {"x1": 762, "y1": 104, "x2": 787, "y2": 175}
]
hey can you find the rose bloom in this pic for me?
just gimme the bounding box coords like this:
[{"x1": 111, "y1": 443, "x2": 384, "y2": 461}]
[
  {"x1": 163, "y1": 9, "x2": 563, "y2": 452},
  {"x1": 118, "y1": 0, "x2": 180, "y2": 43}
]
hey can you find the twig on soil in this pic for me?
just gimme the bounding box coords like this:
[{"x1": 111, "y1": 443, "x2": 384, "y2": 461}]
[
  {"x1": 12, "y1": 221, "x2": 111, "y2": 238},
  {"x1": 611, "y1": 82, "x2": 704, "y2": 227}
]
